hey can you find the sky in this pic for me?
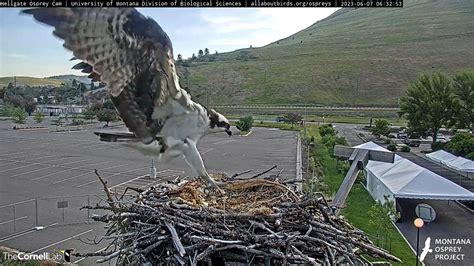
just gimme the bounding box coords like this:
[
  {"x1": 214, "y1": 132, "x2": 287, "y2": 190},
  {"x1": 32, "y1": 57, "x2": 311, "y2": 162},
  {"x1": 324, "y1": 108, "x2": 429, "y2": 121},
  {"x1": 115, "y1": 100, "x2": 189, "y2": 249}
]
[{"x1": 0, "y1": 8, "x2": 338, "y2": 78}]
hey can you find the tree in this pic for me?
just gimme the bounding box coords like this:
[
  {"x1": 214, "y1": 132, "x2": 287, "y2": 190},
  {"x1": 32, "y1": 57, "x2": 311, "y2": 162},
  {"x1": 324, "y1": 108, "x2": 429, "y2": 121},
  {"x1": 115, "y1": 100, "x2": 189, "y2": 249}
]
[
  {"x1": 451, "y1": 71, "x2": 474, "y2": 131},
  {"x1": 51, "y1": 117, "x2": 64, "y2": 128},
  {"x1": 399, "y1": 73, "x2": 454, "y2": 144},
  {"x1": 445, "y1": 132, "x2": 474, "y2": 158},
  {"x1": 33, "y1": 112, "x2": 45, "y2": 124},
  {"x1": 204, "y1": 48, "x2": 209, "y2": 56},
  {"x1": 198, "y1": 49, "x2": 204, "y2": 58},
  {"x1": 191, "y1": 53, "x2": 197, "y2": 61},
  {"x1": 71, "y1": 114, "x2": 84, "y2": 125},
  {"x1": 321, "y1": 135, "x2": 348, "y2": 158},
  {"x1": 318, "y1": 124, "x2": 335, "y2": 137},
  {"x1": 24, "y1": 96, "x2": 37, "y2": 116},
  {"x1": 368, "y1": 196, "x2": 400, "y2": 247},
  {"x1": 11, "y1": 107, "x2": 27, "y2": 125},
  {"x1": 370, "y1": 119, "x2": 390, "y2": 139},
  {"x1": 281, "y1": 113, "x2": 303, "y2": 128},
  {"x1": 5, "y1": 94, "x2": 25, "y2": 108},
  {"x1": 82, "y1": 107, "x2": 96, "y2": 122},
  {"x1": 97, "y1": 109, "x2": 117, "y2": 126},
  {"x1": 177, "y1": 54, "x2": 183, "y2": 63},
  {"x1": 235, "y1": 116, "x2": 253, "y2": 132}
]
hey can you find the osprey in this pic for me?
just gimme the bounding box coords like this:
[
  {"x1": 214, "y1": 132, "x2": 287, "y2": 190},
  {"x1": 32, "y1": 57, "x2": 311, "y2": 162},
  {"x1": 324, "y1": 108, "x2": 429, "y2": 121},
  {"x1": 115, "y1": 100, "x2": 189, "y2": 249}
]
[{"x1": 23, "y1": 8, "x2": 232, "y2": 190}]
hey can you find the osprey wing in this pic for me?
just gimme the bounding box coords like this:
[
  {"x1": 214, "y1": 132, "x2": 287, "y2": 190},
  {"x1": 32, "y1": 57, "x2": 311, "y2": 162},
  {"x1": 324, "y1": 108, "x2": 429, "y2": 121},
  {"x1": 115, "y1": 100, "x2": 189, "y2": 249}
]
[{"x1": 23, "y1": 8, "x2": 188, "y2": 144}]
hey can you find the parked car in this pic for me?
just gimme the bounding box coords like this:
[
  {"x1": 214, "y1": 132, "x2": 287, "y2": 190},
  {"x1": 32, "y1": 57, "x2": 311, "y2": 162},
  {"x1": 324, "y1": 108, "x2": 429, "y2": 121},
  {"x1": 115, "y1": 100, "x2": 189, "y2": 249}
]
[
  {"x1": 397, "y1": 132, "x2": 408, "y2": 139},
  {"x1": 436, "y1": 133, "x2": 448, "y2": 143},
  {"x1": 403, "y1": 135, "x2": 421, "y2": 147}
]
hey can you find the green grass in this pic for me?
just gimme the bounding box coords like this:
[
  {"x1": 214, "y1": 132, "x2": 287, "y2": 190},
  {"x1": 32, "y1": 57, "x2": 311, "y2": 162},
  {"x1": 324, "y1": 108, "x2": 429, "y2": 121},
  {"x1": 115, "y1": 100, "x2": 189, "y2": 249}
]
[
  {"x1": 228, "y1": 114, "x2": 407, "y2": 126},
  {"x1": 178, "y1": 0, "x2": 473, "y2": 106},
  {"x1": 0, "y1": 76, "x2": 65, "y2": 88},
  {"x1": 306, "y1": 125, "x2": 415, "y2": 265}
]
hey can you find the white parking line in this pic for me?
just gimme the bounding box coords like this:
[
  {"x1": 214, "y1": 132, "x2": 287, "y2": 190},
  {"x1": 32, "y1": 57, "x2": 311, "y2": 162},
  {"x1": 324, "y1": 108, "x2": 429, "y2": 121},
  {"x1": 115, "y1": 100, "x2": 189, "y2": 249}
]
[
  {"x1": 77, "y1": 167, "x2": 146, "y2": 188},
  {"x1": 211, "y1": 139, "x2": 236, "y2": 145},
  {"x1": 31, "y1": 229, "x2": 94, "y2": 254},
  {"x1": 0, "y1": 156, "x2": 80, "y2": 174},
  {"x1": 0, "y1": 222, "x2": 58, "y2": 243},
  {"x1": 9, "y1": 158, "x2": 94, "y2": 178},
  {"x1": 32, "y1": 161, "x2": 114, "y2": 181},
  {"x1": 201, "y1": 148, "x2": 213, "y2": 155},
  {"x1": 53, "y1": 163, "x2": 123, "y2": 184},
  {"x1": 0, "y1": 216, "x2": 28, "y2": 225},
  {"x1": 0, "y1": 150, "x2": 31, "y2": 158}
]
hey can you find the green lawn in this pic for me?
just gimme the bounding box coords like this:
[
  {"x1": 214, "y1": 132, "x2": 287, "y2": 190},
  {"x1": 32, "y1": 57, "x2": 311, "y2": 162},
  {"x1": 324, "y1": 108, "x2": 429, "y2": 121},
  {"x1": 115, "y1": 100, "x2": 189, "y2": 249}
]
[
  {"x1": 228, "y1": 114, "x2": 407, "y2": 126},
  {"x1": 306, "y1": 125, "x2": 415, "y2": 265}
]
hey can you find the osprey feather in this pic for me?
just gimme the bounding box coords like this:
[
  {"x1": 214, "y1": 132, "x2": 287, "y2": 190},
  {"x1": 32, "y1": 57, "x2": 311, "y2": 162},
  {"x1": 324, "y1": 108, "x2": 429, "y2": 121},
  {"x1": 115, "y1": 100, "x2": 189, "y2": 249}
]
[{"x1": 23, "y1": 8, "x2": 232, "y2": 189}]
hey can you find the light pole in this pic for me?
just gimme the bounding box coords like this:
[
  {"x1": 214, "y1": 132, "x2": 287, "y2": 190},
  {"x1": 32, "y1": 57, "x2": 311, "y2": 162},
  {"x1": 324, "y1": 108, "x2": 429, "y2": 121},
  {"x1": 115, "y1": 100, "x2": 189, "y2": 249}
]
[{"x1": 414, "y1": 218, "x2": 424, "y2": 266}]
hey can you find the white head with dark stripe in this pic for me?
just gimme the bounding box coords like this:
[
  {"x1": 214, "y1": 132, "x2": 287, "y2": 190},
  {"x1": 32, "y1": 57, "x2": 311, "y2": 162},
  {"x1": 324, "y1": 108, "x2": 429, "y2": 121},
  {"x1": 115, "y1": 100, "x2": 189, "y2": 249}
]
[{"x1": 208, "y1": 109, "x2": 232, "y2": 136}]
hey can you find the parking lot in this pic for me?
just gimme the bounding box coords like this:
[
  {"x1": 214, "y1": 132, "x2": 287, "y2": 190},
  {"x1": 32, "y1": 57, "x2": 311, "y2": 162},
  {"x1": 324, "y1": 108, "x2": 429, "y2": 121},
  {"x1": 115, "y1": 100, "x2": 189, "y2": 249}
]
[{"x1": 0, "y1": 120, "x2": 298, "y2": 263}]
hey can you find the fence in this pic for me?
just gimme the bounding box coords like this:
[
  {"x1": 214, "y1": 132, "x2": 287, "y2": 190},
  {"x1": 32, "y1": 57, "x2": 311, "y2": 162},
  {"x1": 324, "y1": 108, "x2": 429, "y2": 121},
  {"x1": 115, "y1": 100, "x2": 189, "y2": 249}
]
[{"x1": 0, "y1": 194, "x2": 110, "y2": 238}]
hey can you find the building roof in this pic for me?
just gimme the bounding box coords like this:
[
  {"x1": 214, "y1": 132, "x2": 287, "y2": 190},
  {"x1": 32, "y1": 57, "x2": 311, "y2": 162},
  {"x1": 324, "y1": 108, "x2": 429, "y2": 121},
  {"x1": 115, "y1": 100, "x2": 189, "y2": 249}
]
[{"x1": 355, "y1": 142, "x2": 474, "y2": 201}]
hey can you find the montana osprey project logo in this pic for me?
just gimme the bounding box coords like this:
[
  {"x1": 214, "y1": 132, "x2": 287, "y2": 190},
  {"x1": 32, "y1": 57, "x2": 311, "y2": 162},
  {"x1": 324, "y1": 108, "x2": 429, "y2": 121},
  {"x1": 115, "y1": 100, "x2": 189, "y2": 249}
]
[{"x1": 420, "y1": 237, "x2": 433, "y2": 262}]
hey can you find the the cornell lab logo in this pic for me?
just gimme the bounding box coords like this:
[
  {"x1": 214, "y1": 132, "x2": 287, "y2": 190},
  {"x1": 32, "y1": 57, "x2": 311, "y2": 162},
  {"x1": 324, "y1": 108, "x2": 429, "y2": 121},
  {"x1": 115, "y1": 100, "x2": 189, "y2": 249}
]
[
  {"x1": 60, "y1": 249, "x2": 74, "y2": 262},
  {"x1": 420, "y1": 237, "x2": 470, "y2": 262}
]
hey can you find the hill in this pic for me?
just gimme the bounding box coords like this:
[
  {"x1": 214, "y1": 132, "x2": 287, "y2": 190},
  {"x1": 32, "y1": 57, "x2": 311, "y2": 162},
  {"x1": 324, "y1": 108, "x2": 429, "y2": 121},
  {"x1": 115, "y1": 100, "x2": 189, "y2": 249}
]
[
  {"x1": 0, "y1": 76, "x2": 64, "y2": 88},
  {"x1": 179, "y1": 0, "x2": 474, "y2": 106},
  {"x1": 47, "y1": 74, "x2": 92, "y2": 85}
]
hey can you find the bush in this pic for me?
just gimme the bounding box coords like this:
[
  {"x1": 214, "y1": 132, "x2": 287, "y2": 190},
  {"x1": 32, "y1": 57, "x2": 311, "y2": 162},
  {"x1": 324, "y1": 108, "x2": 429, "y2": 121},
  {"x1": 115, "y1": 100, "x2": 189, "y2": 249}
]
[
  {"x1": 431, "y1": 142, "x2": 446, "y2": 152},
  {"x1": 235, "y1": 116, "x2": 253, "y2": 132},
  {"x1": 445, "y1": 133, "x2": 474, "y2": 157},
  {"x1": 11, "y1": 107, "x2": 27, "y2": 124},
  {"x1": 33, "y1": 112, "x2": 45, "y2": 124},
  {"x1": 370, "y1": 119, "x2": 390, "y2": 139},
  {"x1": 465, "y1": 152, "x2": 474, "y2": 160},
  {"x1": 51, "y1": 117, "x2": 64, "y2": 127},
  {"x1": 319, "y1": 124, "x2": 335, "y2": 137},
  {"x1": 400, "y1": 146, "x2": 411, "y2": 152},
  {"x1": 97, "y1": 109, "x2": 118, "y2": 126},
  {"x1": 71, "y1": 114, "x2": 85, "y2": 125},
  {"x1": 384, "y1": 139, "x2": 393, "y2": 144},
  {"x1": 387, "y1": 144, "x2": 397, "y2": 151},
  {"x1": 322, "y1": 134, "x2": 348, "y2": 157}
]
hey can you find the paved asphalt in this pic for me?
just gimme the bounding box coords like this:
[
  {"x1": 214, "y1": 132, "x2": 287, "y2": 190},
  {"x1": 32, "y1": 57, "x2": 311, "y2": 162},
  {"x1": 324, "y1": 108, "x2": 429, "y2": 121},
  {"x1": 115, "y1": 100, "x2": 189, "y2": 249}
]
[
  {"x1": 0, "y1": 118, "x2": 297, "y2": 264},
  {"x1": 396, "y1": 198, "x2": 474, "y2": 266}
]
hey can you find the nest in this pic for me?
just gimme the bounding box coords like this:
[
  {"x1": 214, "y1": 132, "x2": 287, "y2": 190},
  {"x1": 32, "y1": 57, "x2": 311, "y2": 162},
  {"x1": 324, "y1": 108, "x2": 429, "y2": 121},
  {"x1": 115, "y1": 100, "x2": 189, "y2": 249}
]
[{"x1": 76, "y1": 170, "x2": 400, "y2": 265}]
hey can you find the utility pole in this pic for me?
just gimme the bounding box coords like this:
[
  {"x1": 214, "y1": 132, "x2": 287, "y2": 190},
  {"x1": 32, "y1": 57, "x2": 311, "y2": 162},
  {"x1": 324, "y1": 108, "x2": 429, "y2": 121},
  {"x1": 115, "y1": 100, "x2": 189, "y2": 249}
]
[{"x1": 206, "y1": 86, "x2": 210, "y2": 109}]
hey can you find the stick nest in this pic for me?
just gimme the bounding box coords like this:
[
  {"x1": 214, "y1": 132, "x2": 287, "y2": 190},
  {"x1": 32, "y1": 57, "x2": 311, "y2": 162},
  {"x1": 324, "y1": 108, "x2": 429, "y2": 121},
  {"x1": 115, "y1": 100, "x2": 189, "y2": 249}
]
[{"x1": 77, "y1": 171, "x2": 401, "y2": 265}]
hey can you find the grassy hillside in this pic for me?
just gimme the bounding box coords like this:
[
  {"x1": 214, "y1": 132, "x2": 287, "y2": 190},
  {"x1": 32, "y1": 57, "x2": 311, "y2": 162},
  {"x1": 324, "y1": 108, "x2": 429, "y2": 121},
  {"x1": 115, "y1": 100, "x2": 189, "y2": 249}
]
[
  {"x1": 0, "y1": 76, "x2": 64, "y2": 88},
  {"x1": 180, "y1": 0, "x2": 474, "y2": 106}
]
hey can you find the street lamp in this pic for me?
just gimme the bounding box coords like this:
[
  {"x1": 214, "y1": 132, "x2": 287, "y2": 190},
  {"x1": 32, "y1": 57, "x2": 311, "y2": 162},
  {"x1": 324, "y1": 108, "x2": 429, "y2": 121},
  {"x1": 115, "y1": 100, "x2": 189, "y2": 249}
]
[{"x1": 414, "y1": 218, "x2": 424, "y2": 266}]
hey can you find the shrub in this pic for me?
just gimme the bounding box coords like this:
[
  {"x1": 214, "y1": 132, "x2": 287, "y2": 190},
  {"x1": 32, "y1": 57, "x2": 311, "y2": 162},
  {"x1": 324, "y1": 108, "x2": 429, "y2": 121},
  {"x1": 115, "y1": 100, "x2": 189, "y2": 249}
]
[
  {"x1": 387, "y1": 144, "x2": 397, "y2": 151},
  {"x1": 431, "y1": 142, "x2": 446, "y2": 151},
  {"x1": 235, "y1": 116, "x2": 253, "y2": 132},
  {"x1": 71, "y1": 114, "x2": 84, "y2": 125},
  {"x1": 400, "y1": 146, "x2": 411, "y2": 152},
  {"x1": 384, "y1": 139, "x2": 393, "y2": 144},
  {"x1": 11, "y1": 107, "x2": 27, "y2": 124},
  {"x1": 319, "y1": 124, "x2": 335, "y2": 137},
  {"x1": 33, "y1": 112, "x2": 45, "y2": 124},
  {"x1": 370, "y1": 119, "x2": 390, "y2": 139},
  {"x1": 465, "y1": 152, "x2": 474, "y2": 160},
  {"x1": 445, "y1": 132, "x2": 474, "y2": 157}
]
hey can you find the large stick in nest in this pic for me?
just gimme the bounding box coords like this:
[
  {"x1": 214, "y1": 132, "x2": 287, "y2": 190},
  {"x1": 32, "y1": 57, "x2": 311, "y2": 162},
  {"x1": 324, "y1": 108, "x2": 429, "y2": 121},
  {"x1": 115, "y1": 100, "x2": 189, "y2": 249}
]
[{"x1": 76, "y1": 169, "x2": 401, "y2": 265}]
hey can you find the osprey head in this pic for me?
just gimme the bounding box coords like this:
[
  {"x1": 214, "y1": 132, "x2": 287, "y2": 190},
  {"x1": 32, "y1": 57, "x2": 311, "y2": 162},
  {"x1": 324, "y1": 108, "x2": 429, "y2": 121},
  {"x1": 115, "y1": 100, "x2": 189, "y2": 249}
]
[{"x1": 208, "y1": 109, "x2": 232, "y2": 136}]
